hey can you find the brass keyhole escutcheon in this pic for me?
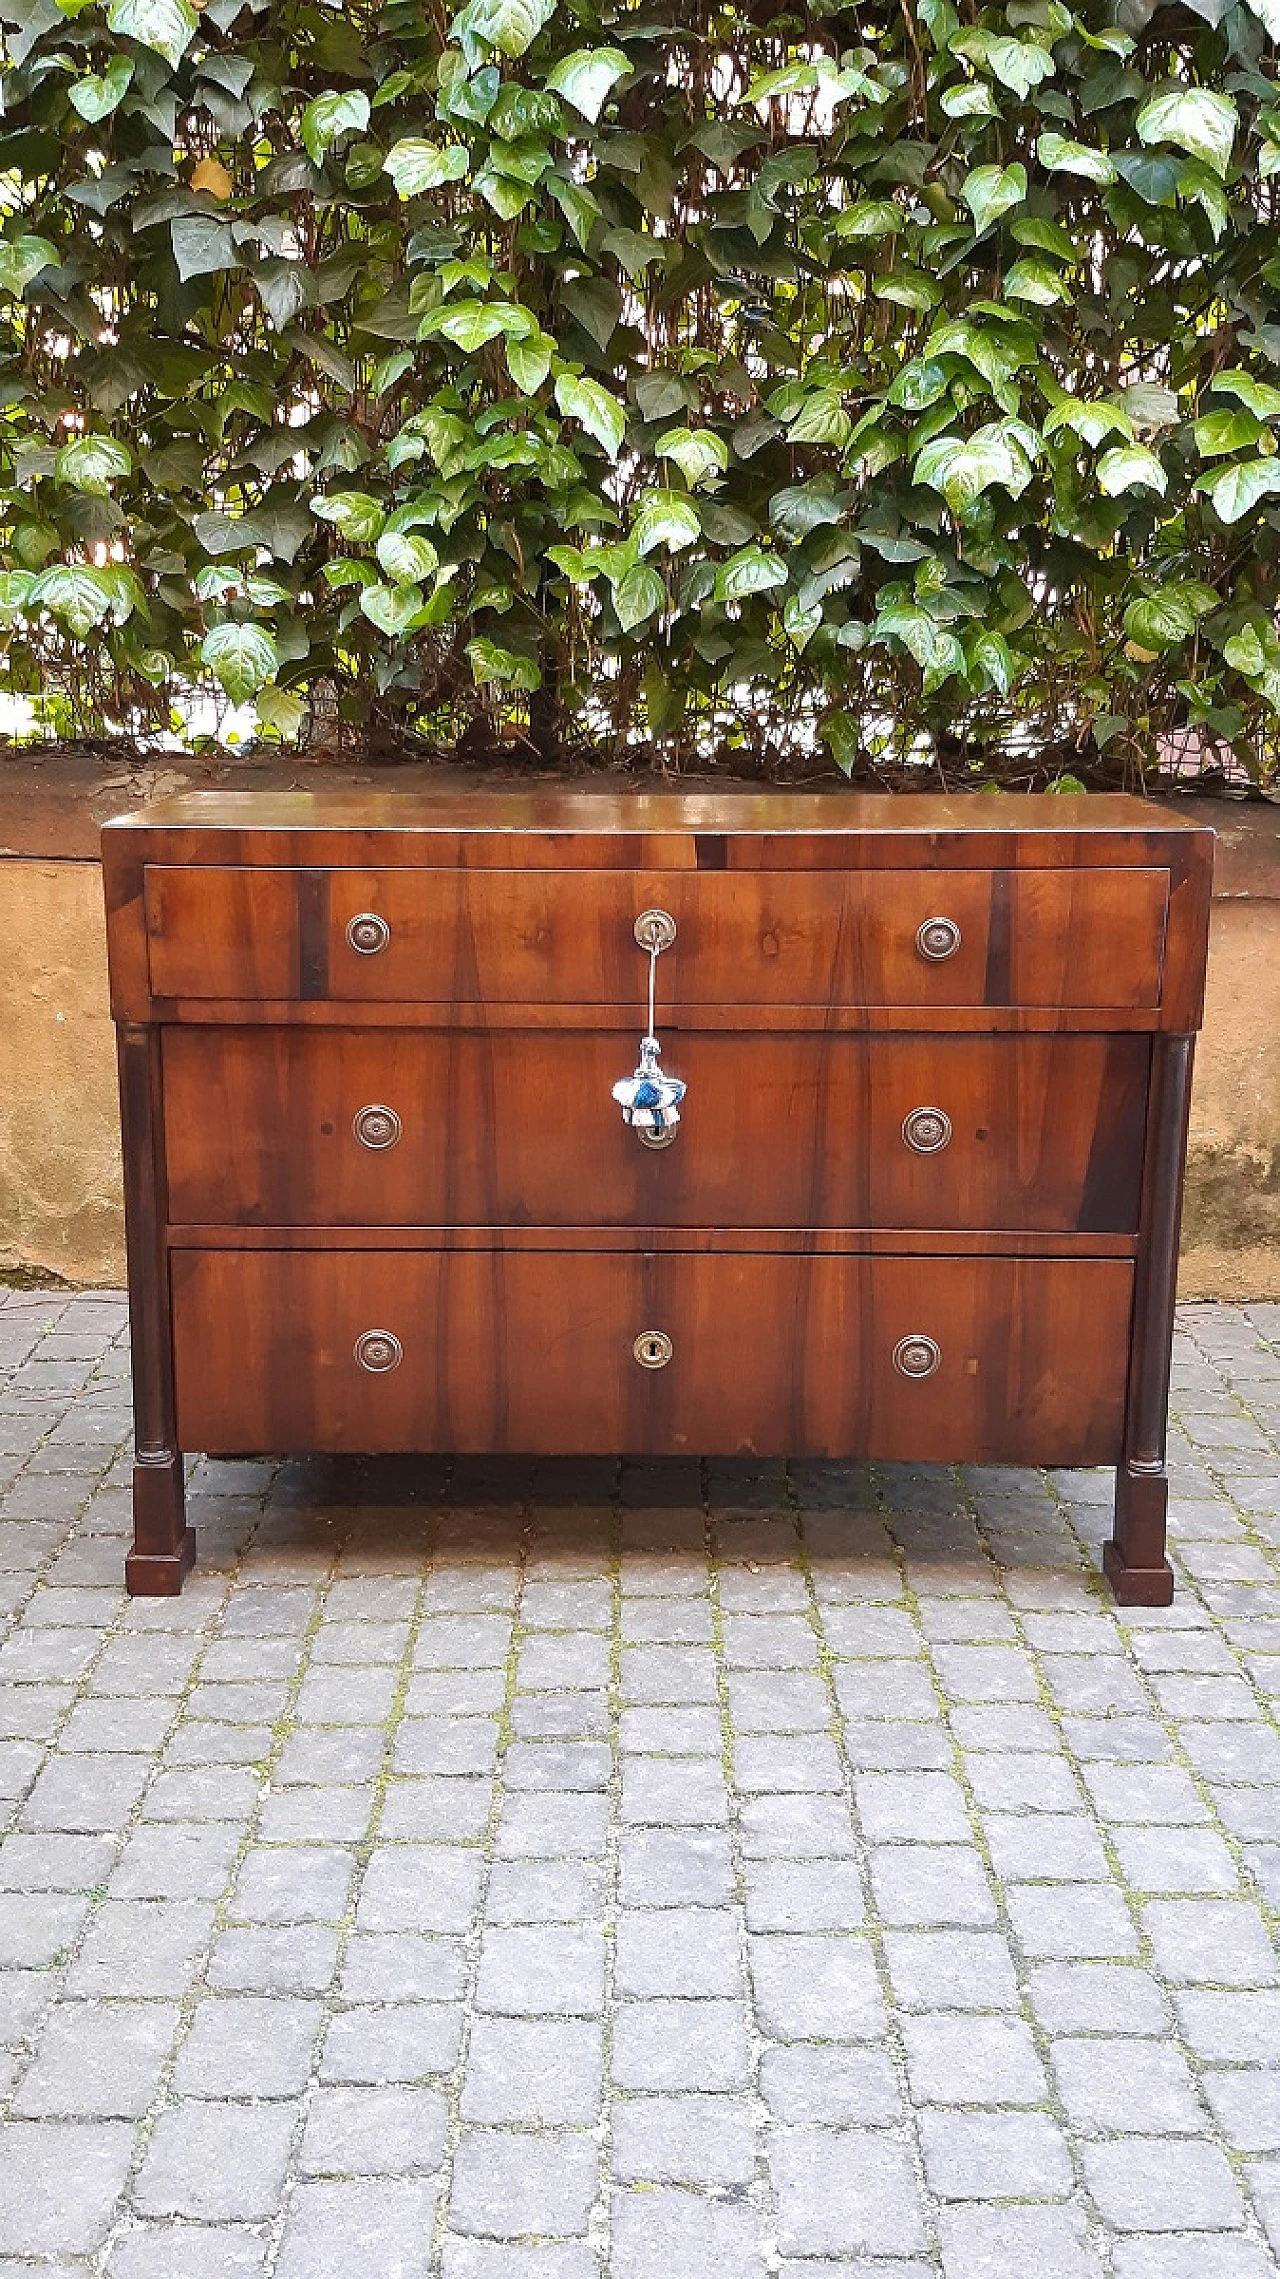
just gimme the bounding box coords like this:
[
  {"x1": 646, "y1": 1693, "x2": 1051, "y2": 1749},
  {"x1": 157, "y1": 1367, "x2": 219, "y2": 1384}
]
[
  {"x1": 633, "y1": 1330, "x2": 673, "y2": 1369},
  {"x1": 634, "y1": 909, "x2": 676, "y2": 954}
]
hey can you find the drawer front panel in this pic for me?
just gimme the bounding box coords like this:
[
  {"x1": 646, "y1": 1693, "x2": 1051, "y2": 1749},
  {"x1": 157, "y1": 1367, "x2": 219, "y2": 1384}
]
[
  {"x1": 145, "y1": 864, "x2": 1168, "y2": 1011},
  {"x1": 164, "y1": 1029, "x2": 1149, "y2": 1235},
  {"x1": 171, "y1": 1250, "x2": 1132, "y2": 1466}
]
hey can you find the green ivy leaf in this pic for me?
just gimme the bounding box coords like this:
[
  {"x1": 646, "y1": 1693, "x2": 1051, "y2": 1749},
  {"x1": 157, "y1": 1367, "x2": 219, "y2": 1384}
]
[
  {"x1": 384, "y1": 140, "x2": 470, "y2": 196},
  {"x1": 255, "y1": 685, "x2": 307, "y2": 739},
  {"x1": 68, "y1": 56, "x2": 134, "y2": 123},
  {"x1": 887, "y1": 359, "x2": 950, "y2": 412},
  {"x1": 505, "y1": 333, "x2": 554, "y2": 394},
  {"x1": 654, "y1": 426, "x2": 730, "y2": 487},
  {"x1": 310, "y1": 491, "x2": 387, "y2": 541},
  {"x1": 200, "y1": 622, "x2": 279, "y2": 702},
  {"x1": 1135, "y1": 87, "x2": 1238, "y2": 180},
  {"x1": 712, "y1": 545, "x2": 787, "y2": 603},
  {"x1": 375, "y1": 530, "x2": 440, "y2": 584},
  {"x1": 788, "y1": 391, "x2": 853, "y2": 448},
  {"x1": 421, "y1": 299, "x2": 528, "y2": 350},
  {"x1": 1003, "y1": 257, "x2": 1069, "y2": 306},
  {"x1": 466, "y1": 634, "x2": 542, "y2": 688},
  {"x1": 951, "y1": 30, "x2": 1055, "y2": 101},
  {"x1": 940, "y1": 83, "x2": 999, "y2": 120},
  {"x1": 360, "y1": 581, "x2": 425, "y2": 633},
  {"x1": 301, "y1": 91, "x2": 372, "y2": 166},
  {"x1": 546, "y1": 47, "x2": 631, "y2": 121},
  {"x1": 1036, "y1": 133, "x2": 1117, "y2": 184},
  {"x1": 106, "y1": 0, "x2": 198, "y2": 70},
  {"x1": 0, "y1": 236, "x2": 62, "y2": 294},
  {"x1": 1196, "y1": 458, "x2": 1280, "y2": 522},
  {"x1": 28, "y1": 564, "x2": 115, "y2": 638},
  {"x1": 969, "y1": 627, "x2": 1014, "y2": 693},
  {"x1": 1194, "y1": 409, "x2": 1263, "y2": 458},
  {"x1": 613, "y1": 560, "x2": 665, "y2": 630},
  {"x1": 835, "y1": 199, "x2": 904, "y2": 240},
  {"x1": 455, "y1": 0, "x2": 557, "y2": 60},
  {"x1": 56, "y1": 435, "x2": 132, "y2": 494},
  {"x1": 961, "y1": 163, "x2": 1027, "y2": 234},
  {"x1": 1222, "y1": 624, "x2": 1276, "y2": 675},
  {"x1": 633, "y1": 491, "x2": 701, "y2": 554},
  {"x1": 1210, "y1": 370, "x2": 1280, "y2": 419},
  {"x1": 555, "y1": 372, "x2": 626, "y2": 460},
  {"x1": 1123, "y1": 592, "x2": 1197, "y2": 651},
  {"x1": 171, "y1": 217, "x2": 237, "y2": 282},
  {"x1": 914, "y1": 423, "x2": 1035, "y2": 510},
  {"x1": 1044, "y1": 396, "x2": 1133, "y2": 448},
  {"x1": 1097, "y1": 444, "x2": 1168, "y2": 497},
  {"x1": 0, "y1": 570, "x2": 35, "y2": 616}
]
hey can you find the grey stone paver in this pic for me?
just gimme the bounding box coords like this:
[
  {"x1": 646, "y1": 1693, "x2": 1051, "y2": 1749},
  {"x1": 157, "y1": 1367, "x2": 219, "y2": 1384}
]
[{"x1": 0, "y1": 1294, "x2": 1276, "y2": 2270}]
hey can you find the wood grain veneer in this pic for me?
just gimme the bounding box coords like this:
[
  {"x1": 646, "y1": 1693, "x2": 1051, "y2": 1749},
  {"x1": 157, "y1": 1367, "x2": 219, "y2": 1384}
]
[{"x1": 102, "y1": 789, "x2": 1215, "y2": 1603}]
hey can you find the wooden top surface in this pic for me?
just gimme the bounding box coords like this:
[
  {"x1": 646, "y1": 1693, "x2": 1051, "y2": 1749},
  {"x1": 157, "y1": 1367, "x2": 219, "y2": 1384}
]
[{"x1": 103, "y1": 788, "x2": 1213, "y2": 841}]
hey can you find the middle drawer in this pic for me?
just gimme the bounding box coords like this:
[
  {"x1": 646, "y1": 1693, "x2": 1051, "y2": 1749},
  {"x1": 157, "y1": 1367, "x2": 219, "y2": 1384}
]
[{"x1": 163, "y1": 1028, "x2": 1148, "y2": 1234}]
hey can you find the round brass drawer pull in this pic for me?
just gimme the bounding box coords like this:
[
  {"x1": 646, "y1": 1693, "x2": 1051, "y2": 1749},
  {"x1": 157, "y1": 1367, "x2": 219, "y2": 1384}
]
[
  {"x1": 347, "y1": 912, "x2": 390, "y2": 956},
  {"x1": 353, "y1": 1104, "x2": 402, "y2": 1152},
  {"x1": 354, "y1": 1329, "x2": 402, "y2": 1374},
  {"x1": 903, "y1": 1107, "x2": 952, "y2": 1155},
  {"x1": 916, "y1": 916, "x2": 961, "y2": 961},
  {"x1": 893, "y1": 1333, "x2": 941, "y2": 1380},
  {"x1": 634, "y1": 1330, "x2": 673, "y2": 1369},
  {"x1": 634, "y1": 909, "x2": 676, "y2": 953}
]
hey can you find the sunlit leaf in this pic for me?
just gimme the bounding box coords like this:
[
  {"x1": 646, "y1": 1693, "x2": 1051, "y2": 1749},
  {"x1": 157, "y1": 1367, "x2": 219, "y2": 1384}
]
[
  {"x1": 555, "y1": 373, "x2": 626, "y2": 459},
  {"x1": 1196, "y1": 458, "x2": 1280, "y2": 522},
  {"x1": 69, "y1": 55, "x2": 134, "y2": 122},
  {"x1": 655, "y1": 426, "x2": 729, "y2": 488},
  {"x1": 961, "y1": 162, "x2": 1027, "y2": 233},
  {"x1": 106, "y1": 0, "x2": 196, "y2": 67},
  {"x1": 633, "y1": 491, "x2": 701, "y2": 554},
  {"x1": 1036, "y1": 132, "x2": 1117, "y2": 183},
  {"x1": 1135, "y1": 86, "x2": 1238, "y2": 179},
  {"x1": 546, "y1": 47, "x2": 630, "y2": 121},
  {"x1": 384, "y1": 140, "x2": 470, "y2": 196},
  {"x1": 0, "y1": 236, "x2": 61, "y2": 294},
  {"x1": 302, "y1": 90, "x2": 372, "y2": 166},
  {"x1": 466, "y1": 634, "x2": 542, "y2": 688},
  {"x1": 376, "y1": 530, "x2": 440, "y2": 584},
  {"x1": 1096, "y1": 444, "x2": 1168, "y2": 496},
  {"x1": 200, "y1": 622, "x2": 279, "y2": 703},
  {"x1": 310, "y1": 491, "x2": 387, "y2": 541},
  {"x1": 56, "y1": 435, "x2": 132, "y2": 494}
]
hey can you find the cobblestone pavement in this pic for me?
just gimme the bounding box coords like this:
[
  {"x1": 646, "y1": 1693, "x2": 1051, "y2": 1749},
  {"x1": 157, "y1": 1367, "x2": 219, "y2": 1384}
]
[{"x1": 0, "y1": 1289, "x2": 1279, "y2": 2277}]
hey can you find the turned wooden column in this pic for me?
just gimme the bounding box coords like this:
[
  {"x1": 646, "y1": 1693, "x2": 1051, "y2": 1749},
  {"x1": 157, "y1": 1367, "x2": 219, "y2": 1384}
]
[
  {"x1": 119, "y1": 1024, "x2": 195, "y2": 1594},
  {"x1": 1104, "y1": 1033, "x2": 1196, "y2": 1607}
]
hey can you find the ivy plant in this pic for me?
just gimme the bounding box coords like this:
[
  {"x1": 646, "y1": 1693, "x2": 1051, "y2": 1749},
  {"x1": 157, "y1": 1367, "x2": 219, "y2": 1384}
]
[{"x1": 0, "y1": 0, "x2": 1278, "y2": 780}]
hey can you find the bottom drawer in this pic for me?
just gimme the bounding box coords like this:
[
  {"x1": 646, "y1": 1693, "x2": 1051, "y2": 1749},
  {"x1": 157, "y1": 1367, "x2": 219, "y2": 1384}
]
[{"x1": 171, "y1": 1250, "x2": 1132, "y2": 1467}]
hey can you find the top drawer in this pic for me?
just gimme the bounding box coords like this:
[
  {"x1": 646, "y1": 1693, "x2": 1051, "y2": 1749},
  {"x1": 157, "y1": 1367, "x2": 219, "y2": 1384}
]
[{"x1": 143, "y1": 863, "x2": 1168, "y2": 1012}]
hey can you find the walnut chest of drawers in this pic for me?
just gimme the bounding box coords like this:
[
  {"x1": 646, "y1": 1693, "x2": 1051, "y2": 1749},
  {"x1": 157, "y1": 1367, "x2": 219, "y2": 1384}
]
[{"x1": 102, "y1": 789, "x2": 1214, "y2": 1604}]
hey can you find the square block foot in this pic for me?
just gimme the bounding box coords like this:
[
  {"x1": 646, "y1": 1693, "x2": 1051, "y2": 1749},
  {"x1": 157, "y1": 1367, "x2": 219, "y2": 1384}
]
[
  {"x1": 1103, "y1": 1537, "x2": 1174, "y2": 1608},
  {"x1": 126, "y1": 1527, "x2": 197, "y2": 1596}
]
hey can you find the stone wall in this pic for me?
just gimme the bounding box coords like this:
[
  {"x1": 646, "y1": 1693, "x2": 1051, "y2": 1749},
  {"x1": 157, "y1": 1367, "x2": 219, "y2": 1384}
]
[{"x1": 1, "y1": 762, "x2": 1276, "y2": 1293}]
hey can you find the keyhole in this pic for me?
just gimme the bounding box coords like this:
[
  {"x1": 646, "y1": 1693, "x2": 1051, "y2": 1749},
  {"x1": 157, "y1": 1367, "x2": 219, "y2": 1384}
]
[{"x1": 633, "y1": 1330, "x2": 673, "y2": 1369}]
